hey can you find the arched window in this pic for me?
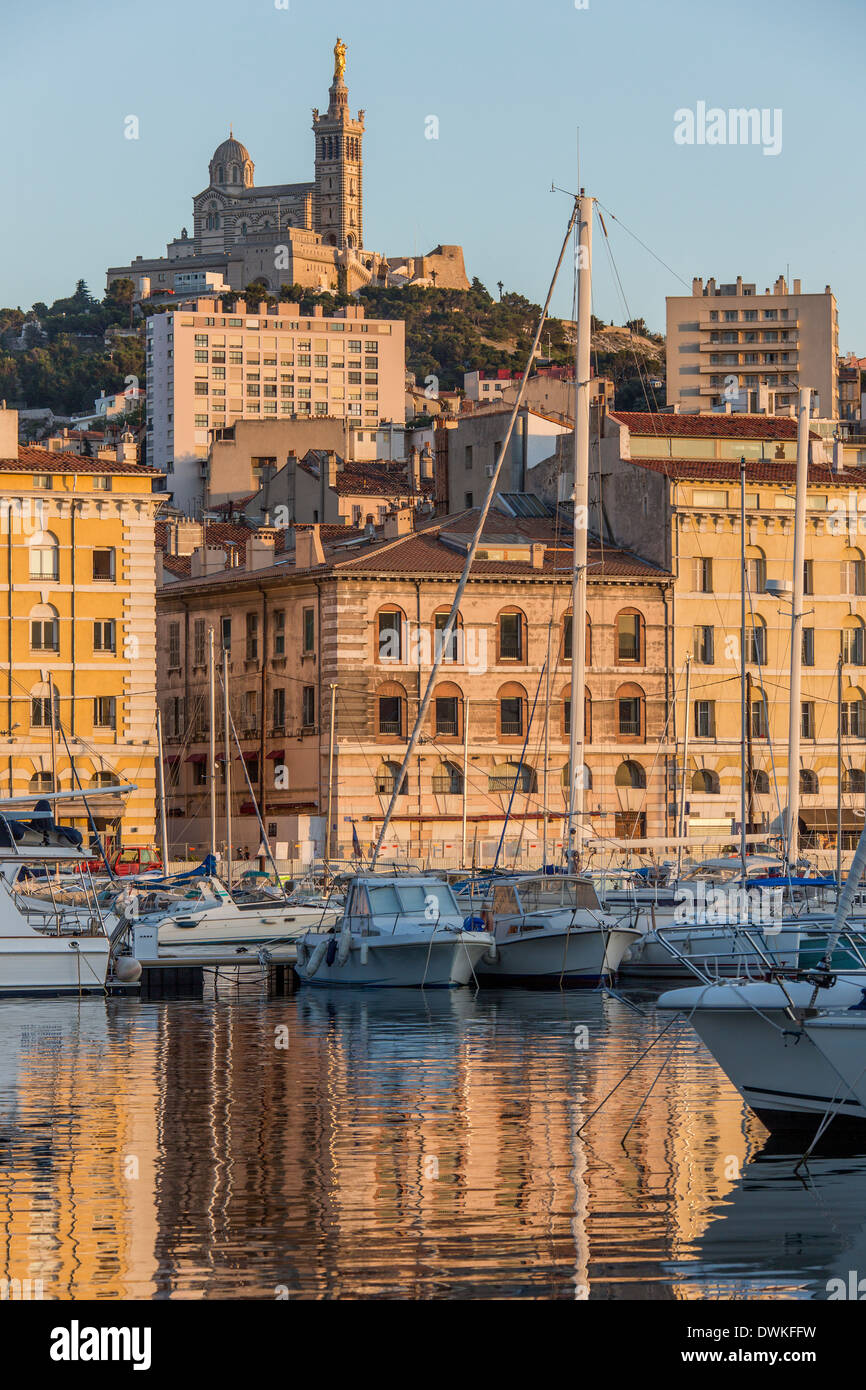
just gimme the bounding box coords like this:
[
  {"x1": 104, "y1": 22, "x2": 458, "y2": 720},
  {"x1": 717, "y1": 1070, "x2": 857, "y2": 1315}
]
[
  {"x1": 843, "y1": 547, "x2": 866, "y2": 597},
  {"x1": 745, "y1": 545, "x2": 766, "y2": 595},
  {"x1": 498, "y1": 682, "x2": 527, "y2": 738},
  {"x1": 799, "y1": 768, "x2": 819, "y2": 795},
  {"x1": 615, "y1": 608, "x2": 644, "y2": 664},
  {"x1": 843, "y1": 767, "x2": 865, "y2": 794},
  {"x1": 231, "y1": 164, "x2": 239, "y2": 183},
  {"x1": 842, "y1": 688, "x2": 866, "y2": 737},
  {"x1": 431, "y1": 681, "x2": 463, "y2": 740},
  {"x1": 561, "y1": 612, "x2": 590, "y2": 665},
  {"x1": 745, "y1": 614, "x2": 767, "y2": 665},
  {"x1": 692, "y1": 768, "x2": 720, "y2": 794},
  {"x1": 376, "y1": 681, "x2": 407, "y2": 737},
  {"x1": 29, "y1": 771, "x2": 54, "y2": 794},
  {"x1": 561, "y1": 685, "x2": 592, "y2": 742},
  {"x1": 239, "y1": 221, "x2": 247, "y2": 236},
  {"x1": 489, "y1": 761, "x2": 537, "y2": 794},
  {"x1": 751, "y1": 769, "x2": 770, "y2": 795},
  {"x1": 615, "y1": 760, "x2": 646, "y2": 790},
  {"x1": 561, "y1": 761, "x2": 592, "y2": 791},
  {"x1": 432, "y1": 608, "x2": 463, "y2": 663},
  {"x1": 497, "y1": 607, "x2": 526, "y2": 663},
  {"x1": 217, "y1": 165, "x2": 224, "y2": 183},
  {"x1": 842, "y1": 617, "x2": 866, "y2": 666},
  {"x1": 432, "y1": 760, "x2": 463, "y2": 795},
  {"x1": 30, "y1": 682, "x2": 58, "y2": 729},
  {"x1": 29, "y1": 530, "x2": 59, "y2": 580},
  {"x1": 375, "y1": 761, "x2": 407, "y2": 796},
  {"x1": 30, "y1": 603, "x2": 59, "y2": 652},
  {"x1": 377, "y1": 606, "x2": 406, "y2": 663},
  {"x1": 616, "y1": 682, "x2": 645, "y2": 740},
  {"x1": 750, "y1": 697, "x2": 768, "y2": 738}
]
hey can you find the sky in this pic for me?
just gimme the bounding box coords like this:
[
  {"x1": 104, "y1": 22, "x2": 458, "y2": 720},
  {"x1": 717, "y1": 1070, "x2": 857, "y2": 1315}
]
[{"x1": 3, "y1": 0, "x2": 865, "y2": 346}]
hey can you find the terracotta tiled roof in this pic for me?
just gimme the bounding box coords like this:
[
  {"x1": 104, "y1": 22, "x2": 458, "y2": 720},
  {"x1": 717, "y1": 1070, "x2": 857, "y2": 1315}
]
[
  {"x1": 627, "y1": 457, "x2": 866, "y2": 486},
  {"x1": 610, "y1": 411, "x2": 819, "y2": 441},
  {"x1": 162, "y1": 554, "x2": 192, "y2": 577},
  {"x1": 298, "y1": 451, "x2": 434, "y2": 497},
  {"x1": 0, "y1": 444, "x2": 157, "y2": 475}
]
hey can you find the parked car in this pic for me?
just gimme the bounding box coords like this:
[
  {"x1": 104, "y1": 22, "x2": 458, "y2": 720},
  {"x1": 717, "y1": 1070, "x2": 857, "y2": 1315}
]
[{"x1": 82, "y1": 846, "x2": 163, "y2": 876}]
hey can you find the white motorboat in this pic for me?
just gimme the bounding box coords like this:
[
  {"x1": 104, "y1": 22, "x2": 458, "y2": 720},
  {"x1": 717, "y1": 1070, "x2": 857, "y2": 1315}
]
[
  {"x1": 470, "y1": 876, "x2": 640, "y2": 986},
  {"x1": 122, "y1": 876, "x2": 339, "y2": 956},
  {"x1": 294, "y1": 874, "x2": 493, "y2": 988},
  {"x1": 657, "y1": 976, "x2": 866, "y2": 1131},
  {"x1": 0, "y1": 847, "x2": 118, "y2": 995},
  {"x1": 620, "y1": 917, "x2": 801, "y2": 980}
]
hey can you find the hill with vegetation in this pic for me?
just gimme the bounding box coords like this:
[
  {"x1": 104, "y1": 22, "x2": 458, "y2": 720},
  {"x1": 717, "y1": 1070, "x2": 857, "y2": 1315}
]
[{"x1": 0, "y1": 275, "x2": 665, "y2": 426}]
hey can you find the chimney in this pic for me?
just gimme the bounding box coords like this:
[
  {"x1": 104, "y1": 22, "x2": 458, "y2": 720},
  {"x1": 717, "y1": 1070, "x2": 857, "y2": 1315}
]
[
  {"x1": 246, "y1": 532, "x2": 276, "y2": 572},
  {"x1": 295, "y1": 524, "x2": 325, "y2": 569},
  {"x1": 190, "y1": 545, "x2": 227, "y2": 577},
  {"x1": 383, "y1": 508, "x2": 413, "y2": 539},
  {"x1": 530, "y1": 543, "x2": 545, "y2": 570},
  {"x1": 793, "y1": 279, "x2": 801, "y2": 295},
  {"x1": 325, "y1": 450, "x2": 338, "y2": 489},
  {"x1": 692, "y1": 277, "x2": 703, "y2": 296},
  {"x1": 833, "y1": 435, "x2": 845, "y2": 474},
  {"x1": 420, "y1": 442, "x2": 434, "y2": 481},
  {"x1": 116, "y1": 429, "x2": 138, "y2": 465},
  {"x1": 0, "y1": 404, "x2": 18, "y2": 460},
  {"x1": 409, "y1": 445, "x2": 421, "y2": 491}
]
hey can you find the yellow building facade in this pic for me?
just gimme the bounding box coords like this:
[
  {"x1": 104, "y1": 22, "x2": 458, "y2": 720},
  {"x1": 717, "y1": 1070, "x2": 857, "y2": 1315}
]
[{"x1": 0, "y1": 407, "x2": 160, "y2": 848}]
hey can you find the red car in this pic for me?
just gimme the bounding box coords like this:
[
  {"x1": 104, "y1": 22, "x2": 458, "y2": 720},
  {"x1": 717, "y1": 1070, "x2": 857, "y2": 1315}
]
[{"x1": 82, "y1": 847, "x2": 163, "y2": 876}]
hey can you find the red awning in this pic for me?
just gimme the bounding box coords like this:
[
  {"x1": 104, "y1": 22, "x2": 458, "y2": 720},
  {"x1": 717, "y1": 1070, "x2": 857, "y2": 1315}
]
[
  {"x1": 266, "y1": 749, "x2": 285, "y2": 761},
  {"x1": 185, "y1": 753, "x2": 206, "y2": 764},
  {"x1": 241, "y1": 751, "x2": 258, "y2": 763},
  {"x1": 165, "y1": 754, "x2": 181, "y2": 764}
]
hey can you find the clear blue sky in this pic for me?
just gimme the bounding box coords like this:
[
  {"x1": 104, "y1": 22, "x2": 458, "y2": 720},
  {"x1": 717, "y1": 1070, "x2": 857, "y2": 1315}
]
[{"x1": 4, "y1": 0, "x2": 864, "y2": 346}]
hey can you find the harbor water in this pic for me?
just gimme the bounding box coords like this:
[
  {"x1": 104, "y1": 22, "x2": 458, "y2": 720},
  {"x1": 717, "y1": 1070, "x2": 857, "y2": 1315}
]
[{"x1": 1, "y1": 981, "x2": 864, "y2": 1300}]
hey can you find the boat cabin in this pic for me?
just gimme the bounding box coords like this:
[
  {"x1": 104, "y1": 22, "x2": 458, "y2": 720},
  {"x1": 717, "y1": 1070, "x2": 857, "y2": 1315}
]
[
  {"x1": 490, "y1": 876, "x2": 602, "y2": 938},
  {"x1": 342, "y1": 876, "x2": 464, "y2": 936}
]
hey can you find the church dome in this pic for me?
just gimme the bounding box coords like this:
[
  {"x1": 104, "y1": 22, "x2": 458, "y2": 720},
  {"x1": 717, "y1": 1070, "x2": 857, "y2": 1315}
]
[{"x1": 209, "y1": 131, "x2": 254, "y2": 189}]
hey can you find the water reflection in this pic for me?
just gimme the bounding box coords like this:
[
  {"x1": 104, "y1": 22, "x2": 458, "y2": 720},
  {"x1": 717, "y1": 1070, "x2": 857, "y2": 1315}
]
[{"x1": 0, "y1": 986, "x2": 863, "y2": 1298}]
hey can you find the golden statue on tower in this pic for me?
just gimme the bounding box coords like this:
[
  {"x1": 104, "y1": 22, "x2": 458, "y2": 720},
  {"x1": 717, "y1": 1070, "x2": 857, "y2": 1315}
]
[{"x1": 334, "y1": 37, "x2": 346, "y2": 82}]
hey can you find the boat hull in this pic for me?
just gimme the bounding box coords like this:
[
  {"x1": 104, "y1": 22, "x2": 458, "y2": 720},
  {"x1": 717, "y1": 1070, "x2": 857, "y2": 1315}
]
[
  {"x1": 476, "y1": 926, "x2": 640, "y2": 985},
  {"x1": 294, "y1": 931, "x2": 492, "y2": 988},
  {"x1": 0, "y1": 936, "x2": 110, "y2": 995},
  {"x1": 620, "y1": 923, "x2": 800, "y2": 979}
]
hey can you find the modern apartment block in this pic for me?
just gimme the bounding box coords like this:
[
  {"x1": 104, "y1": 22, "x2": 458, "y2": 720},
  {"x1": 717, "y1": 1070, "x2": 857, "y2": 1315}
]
[
  {"x1": 145, "y1": 298, "x2": 406, "y2": 513},
  {"x1": 0, "y1": 406, "x2": 160, "y2": 849},
  {"x1": 666, "y1": 275, "x2": 839, "y2": 418},
  {"x1": 587, "y1": 408, "x2": 866, "y2": 862}
]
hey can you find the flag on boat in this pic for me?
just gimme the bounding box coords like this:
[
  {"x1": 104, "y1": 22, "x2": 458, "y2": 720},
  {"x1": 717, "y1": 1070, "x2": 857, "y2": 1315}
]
[{"x1": 352, "y1": 823, "x2": 362, "y2": 859}]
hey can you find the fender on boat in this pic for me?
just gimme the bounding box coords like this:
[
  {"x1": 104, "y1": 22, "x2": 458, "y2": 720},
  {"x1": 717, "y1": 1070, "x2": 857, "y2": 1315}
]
[
  {"x1": 337, "y1": 924, "x2": 352, "y2": 965},
  {"x1": 306, "y1": 938, "x2": 329, "y2": 977}
]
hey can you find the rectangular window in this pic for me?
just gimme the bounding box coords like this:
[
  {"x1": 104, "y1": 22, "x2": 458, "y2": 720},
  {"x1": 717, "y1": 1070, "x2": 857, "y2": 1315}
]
[
  {"x1": 500, "y1": 696, "x2": 523, "y2": 736},
  {"x1": 842, "y1": 626, "x2": 866, "y2": 666},
  {"x1": 498, "y1": 613, "x2": 522, "y2": 661},
  {"x1": 801, "y1": 702, "x2": 815, "y2": 739},
  {"x1": 220, "y1": 616, "x2": 231, "y2": 651},
  {"x1": 694, "y1": 557, "x2": 713, "y2": 593},
  {"x1": 464, "y1": 444, "x2": 473, "y2": 470},
  {"x1": 273, "y1": 609, "x2": 286, "y2": 657},
  {"x1": 94, "y1": 696, "x2": 117, "y2": 729},
  {"x1": 302, "y1": 685, "x2": 316, "y2": 728},
  {"x1": 92, "y1": 476, "x2": 112, "y2": 491},
  {"x1": 434, "y1": 612, "x2": 458, "y2": 663},
  {"x1": 802, "y1": 628, "x2": 814, "y2": 666},
  {"x1": 246, "y1": 612, "x2": 258, "y2": 661},
  {"x1": 193, "y1": 617, "x2": 206, "y2": 666},
  {"x1": 618, "y1": 697, "x2": 641, "y2": 736},
  {"x1": 272, "y1": 687, "x2": 286, "y2": 730},
  {"x1": 33, "y1": 474, "x2": 53, "y2": 489},
  {"x1": 31, "y1": 618, "x2": 59, "y2": 651},
  {"x1": 694, "y1": 700, "x2": 715, "y2": 738},
  {"x1": 168, "y1": 622, "x2": 181, "y2": 668},
  {"x1": 803, "y1": 559, "x2": 813, "y2": 595},
  {"x1": 378, "y1": 695, "x2": 402, "y2": 736},
  {"x1": 93, "y1": 620, "x2": 116, "y2": 653},
  {"x1": 745, "y1": 624, "x2": 766, "y2": 665},
  {"x1": 435, "y1": 697, "x2": 459, "y2": 737},
  {"x1": 751, "y1": 701, "x2": 768, "y2": 738},
  {"x1": 464, "y1": 492, "x2": 473, "y2": 509},
  {"x1": 378, "y1": 611, "x2": 402, "y2": 662},
  {"x1": 616, "y1": 613, "x2": 641, "y2": 663},
  {"x1": 243, "y1": 690, "x2": 258, "y2": 734},
  {"x1": 92, "y1": 548, "x2": 116, "y2": 582},
  {"x1": 693, "y1": 625, "x2": 714, "y2": 664},
  {"x1": 31, "y1": 693, "x2": 59, "y2": 728},
  {"x1": 30, "y1": 542, "x2": 58, "y2": 580},
  {"x1": 302, "y1": 607, "x2": 315, "y2": 654}
]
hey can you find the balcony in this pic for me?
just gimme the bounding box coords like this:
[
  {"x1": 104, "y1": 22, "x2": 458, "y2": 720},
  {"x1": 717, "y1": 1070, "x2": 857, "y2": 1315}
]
[
  {"x1": 619, "y1": 718, "x2": 641, "y2": 736},
  {"x1": 378, "y1": 720, "x2": 402, "y2": 736},
  {"x1": 435, "y1": 719, "x2": 459, "y2": 737},
  {"x1": 501, "y1": 719, "x2": 523, "y2": 736}
]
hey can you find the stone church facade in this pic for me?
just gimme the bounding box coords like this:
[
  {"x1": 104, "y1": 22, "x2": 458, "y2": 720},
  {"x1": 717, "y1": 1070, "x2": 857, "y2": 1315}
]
[{"x1": 107, "y1": 40, "x2": 469, "y2": 299}]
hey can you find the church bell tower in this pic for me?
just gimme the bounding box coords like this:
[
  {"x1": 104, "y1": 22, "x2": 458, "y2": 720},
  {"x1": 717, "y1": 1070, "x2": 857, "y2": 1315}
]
[{"x1": 312, "y1": 38, "x2": 364, "y2": 250}]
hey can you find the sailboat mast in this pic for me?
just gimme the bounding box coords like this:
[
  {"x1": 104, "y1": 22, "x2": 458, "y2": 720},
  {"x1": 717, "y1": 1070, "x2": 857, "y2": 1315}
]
[
  {"x1": 208, "y1": 626, "x2": 217, "y2": 863},
  {"x1": 155, "y1": 705, "x2": 170, "y2": 870},
  {"x1": 740, "y1": 457, "x2": 747, "y2": 878},
  {"x1": 223, "y1": 644, "x2": 232, "y2": 884},
  {"x1": 568, "y1": 191, "x2": 593, "y2": 873},
  {"x1": 837, "y1": 653, "x2": 843, "y2": 896},
  {"x1": 785, "y1": 386, "x2": 811, "y2": 872},
  {"x1": 676, "y1": 655, "x2": 692, "y2": 877}
]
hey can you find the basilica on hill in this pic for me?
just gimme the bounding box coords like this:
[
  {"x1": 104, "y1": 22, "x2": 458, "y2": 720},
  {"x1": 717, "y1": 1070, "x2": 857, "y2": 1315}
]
[{"x1": 107, "y1": 39, "x2": 469, "y2": 299}]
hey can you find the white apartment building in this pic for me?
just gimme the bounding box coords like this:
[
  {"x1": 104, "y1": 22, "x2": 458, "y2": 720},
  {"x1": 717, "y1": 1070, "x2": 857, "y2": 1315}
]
[
  {"x1": 146, "y1": 297, "x2": 406, "y2": 512},
  {"x1": 666, "y1": 275, "x2": 839, "y2": 418}
]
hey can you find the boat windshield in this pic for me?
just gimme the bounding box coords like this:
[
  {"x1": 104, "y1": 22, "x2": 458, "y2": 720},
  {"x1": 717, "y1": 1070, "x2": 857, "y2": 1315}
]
[
  {"x1": 516, "y1": 879, "x2": 601, "y2": 913},
  {"x1": 367, "y1": 882, "x2": 459, "y2": 917}
]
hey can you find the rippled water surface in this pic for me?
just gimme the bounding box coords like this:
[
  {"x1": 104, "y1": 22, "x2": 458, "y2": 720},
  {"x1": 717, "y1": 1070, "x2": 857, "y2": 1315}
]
[{"x1": 2, "y1": 982, "x2": 866, "y2": 1299}]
